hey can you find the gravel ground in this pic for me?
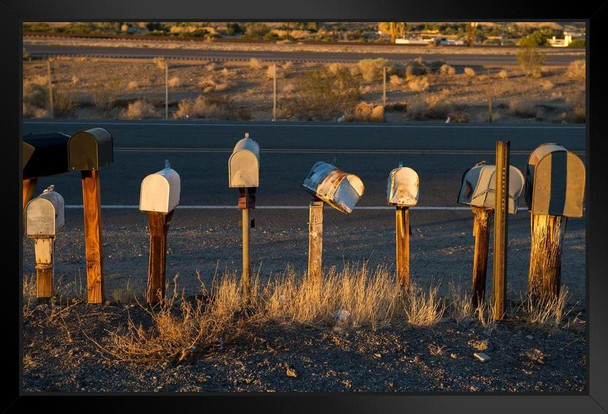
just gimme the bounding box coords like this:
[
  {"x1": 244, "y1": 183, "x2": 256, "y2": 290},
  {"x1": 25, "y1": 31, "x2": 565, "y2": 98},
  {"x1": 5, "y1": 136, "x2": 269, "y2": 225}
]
[{"x1": 21, "y1": 209, "x2": 587, "y2": 392}]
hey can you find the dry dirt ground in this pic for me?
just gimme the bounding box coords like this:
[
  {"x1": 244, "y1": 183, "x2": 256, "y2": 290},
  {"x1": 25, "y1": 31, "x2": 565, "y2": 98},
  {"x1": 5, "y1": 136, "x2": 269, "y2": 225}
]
[{"x1": 21, "y1": 210, "x2": 587, "y2": 393}]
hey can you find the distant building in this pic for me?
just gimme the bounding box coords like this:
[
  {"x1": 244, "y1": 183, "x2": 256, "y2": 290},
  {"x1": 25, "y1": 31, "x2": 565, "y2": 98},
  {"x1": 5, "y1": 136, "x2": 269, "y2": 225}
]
[{"x1": 548, "y1": 34, "x2": 572, "y2": 47}]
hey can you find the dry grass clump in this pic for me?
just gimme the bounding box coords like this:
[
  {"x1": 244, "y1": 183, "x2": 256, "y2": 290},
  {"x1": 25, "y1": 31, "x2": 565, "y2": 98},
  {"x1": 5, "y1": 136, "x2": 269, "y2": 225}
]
[
  {"x1": 282, "y1": 61, "x2": 293, "y2": 70},
  {"x1": 403, "y1": 283, "x2": 446, "y2": 326},
  {"x1": 249, "y1": 58, "x2": 263, "y2": 70},
  {"x1": 174, "y1": 95, "x2": 246, "y2": 120},
  {"x1": 389, "y1": 75, "x2": 404, "y2": 86},
  {"x1": 407, "y1": 95, "x2": 453, "y2": 120},
  {"x1": 127, "y1": 80, "x2": 139, "y2": 90},
  {"x1": 23, "y1": 76, "x2": 49, "y2": 109},
  {"x1": 440, "y1": 64, "x2": 456, "y2": 75},
  {"x1": 509, "y1": 99, "x2": 537, "y2": 118},
  {"x1": 464, "y1": 67, "x2": 476, "y2": 77},
  {"x1": 407, "y1": 76, "x2": 430, "y2": 93},
  {"x1": 153, "y1": 57, "x2": 166, "y2": 70},
  {"x1": 357, "y1": 58, "x2": 387, "y2": 82},
  {"x1": 566, "y1": 59, "x2": 585, "y2": 80},
  {"x1": 519, "y1": 288, "x2": 575, "y2": 328},
  {"x1": 89, "y1": 79, "x2": 122, "y2": 112},
  {"x1": 120, "y1": 99, "x2": 161, "y2": 119},
  {"x1": 352, "y1": 102, "x2": 385, "y2": 122},
  {"x1": 498, "y1": 69, "x2": 509, "y2": 79},
  {"x1": 197, "y1": 77, "x2": 232, "y2": 93},
  {"x1": 540, "y1": 80, "x2": 554, "y2": 90},
  {"x1": 168, "y1": 76, "x2": 181, "y2": 88},
  {"x1": 517, "y1": 47, "x2": 546, "y2": 77}
]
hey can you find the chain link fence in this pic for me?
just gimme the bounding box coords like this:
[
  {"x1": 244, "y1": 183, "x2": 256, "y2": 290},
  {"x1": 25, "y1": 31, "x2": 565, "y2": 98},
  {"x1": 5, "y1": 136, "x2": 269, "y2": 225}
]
[{"x1": 23, "y1": 56, "x2": 586, "y2": 124}]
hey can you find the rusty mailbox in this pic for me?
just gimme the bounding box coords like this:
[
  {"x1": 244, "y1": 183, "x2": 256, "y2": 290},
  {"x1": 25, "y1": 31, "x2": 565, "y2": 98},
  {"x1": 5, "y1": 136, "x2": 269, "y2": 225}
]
[
  {"x1": 25, "y1": 186, "x2": 65, "y2": 237},
  {"x1": 229, "y1": 133, "x2": 260, "y2": 188},
  {"x1": 387, "y1": 165, "x2": 419, "y2": 207},
  {"x1": 525, "y1": 143, "x2": 585, "y2": 218},
  {"x1": 140, "y1": 162, "x2": 181, "y2": 214},
  {"x1": 302, "y1": 161, "x2": 364, "y2": 214},
  {"x1": 457, "y1": 162, "x2": 525, "y2": 214},
  {"x1": 68, "y1": 127, "x2": 113, "y2": 171}
]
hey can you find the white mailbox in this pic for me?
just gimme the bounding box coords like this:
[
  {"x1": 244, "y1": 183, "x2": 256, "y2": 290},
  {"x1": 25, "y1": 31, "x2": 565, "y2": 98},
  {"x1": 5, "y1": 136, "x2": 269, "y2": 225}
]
[
  {"x1": 139, "y1": 161, "x2": 181, "y2": 213},
  {"x1": 387, "y1": 165, "x2": 419, "y2": 207},
  {"x1": 302, "y1": 161, "x2": 364, "y2": 214},
  {"x1": 229, "y1": 133, "x2": 260, "y2": 188},
  {"x1": 457, "y1": 162, "x2": 525, "y2": 214},
  {"x1": 26, "y1": 186, "x2": 65, "y2": 237}
]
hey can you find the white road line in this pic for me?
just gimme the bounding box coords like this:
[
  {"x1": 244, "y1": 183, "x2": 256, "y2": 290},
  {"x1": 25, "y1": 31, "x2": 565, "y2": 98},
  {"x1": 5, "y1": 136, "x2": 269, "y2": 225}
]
[
  {"x1": 24, "y1": 120, "x2": 586, "y2": 130},
  {"x1": 64, "y1": 205, "x2": 529, "y2": 211}
]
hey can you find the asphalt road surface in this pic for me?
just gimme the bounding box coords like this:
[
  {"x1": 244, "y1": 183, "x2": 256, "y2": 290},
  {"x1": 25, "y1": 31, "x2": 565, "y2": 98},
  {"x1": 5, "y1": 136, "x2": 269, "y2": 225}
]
[{"x1": 24, "y1": 43, "x2": 583, "y2": 66}]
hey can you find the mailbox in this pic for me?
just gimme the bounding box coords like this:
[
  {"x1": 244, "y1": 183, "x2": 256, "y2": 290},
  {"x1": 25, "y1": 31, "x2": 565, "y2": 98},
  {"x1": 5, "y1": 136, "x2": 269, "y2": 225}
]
[
  {"x1": 68, "y1": 127, "x2": 113, "y2": 171},
  {"x1": 229, "y1": 133, "x2": 260, "y2": 188},
  {"x1": 22, "y1": 133, "x2": 70, "y2": 179},
  {"x1": 457, "y1": 162, "x2": 525, "y2": 214},
  {"x1": 25, "y1": 186, "x2": 65, "y2": 237},
  {"x1": 139, "y1": 163, "x2": 181, "y2": 213},
  {"x1": 302, "y1": 161, "x2": 364, "y2": 214},
  {"x1": 387, "y1": 165, "x2": 419, "y2": 207},
  {"x1": 526, "y1": 143, "x2": 585, "y2": 217}
]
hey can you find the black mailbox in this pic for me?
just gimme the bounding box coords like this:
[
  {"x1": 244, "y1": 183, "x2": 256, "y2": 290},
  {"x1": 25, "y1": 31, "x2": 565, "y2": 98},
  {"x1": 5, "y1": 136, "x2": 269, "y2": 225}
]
[
  {"x1": 22, "y1": 133, "x2": 70, "y2": 179},
  {"x1": 68, "y1": 128, "x2": 113, "y2": 171}
]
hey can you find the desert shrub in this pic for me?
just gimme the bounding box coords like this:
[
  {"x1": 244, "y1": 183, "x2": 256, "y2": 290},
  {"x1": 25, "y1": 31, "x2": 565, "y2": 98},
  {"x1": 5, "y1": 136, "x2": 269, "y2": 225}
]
[
  {"x1": 89, "y1": 79, "x2": 121, "y2": 112},
  {"x1": 249, "y1": 58, "x2": 263, "y2": 70},
  {"x1": 243, "y1": 22, "x2": 271, "y2": 39},
  {"x1": 389, "y1": 75, "x2": 404, "y2": 86},
  {"x1": 370, "y1": 105, "x2": 385, "y2": 122},
  {"x1": 498, "y1": 69, "x2": 508, "y2": 79},
  {"x1": 509, "y1": 99, "x2": 537, "y2": 117},
  {"x1": 407, "y1": 96, "x2": 453, "y2": 120},
  {"x1": 540, "y1": 80, "x2": 554, "y2": 90},
  {"x1": 568, "y1": 39, "x2": 585, "y2": 48},
  {"x1": 53, "y1": 85, "x2": 77, "y2": 117},
  {"x1": 407, "y1": 76, "x2": 430, "y2": 92},
  {"x1": 127, "y1": 80, "x2": 139, "y2": 90},
  {"x1": 205, "y1": 63, "x2": 217, "y2": 72},
  {"x1": 168, "y1": 76, "x2": 181, "y2": 88},
  {"x1": 120, "y1": 99, "x2": 160, "y2": 119},
  {"x1": 173, "y1": 95, "x2": 243, "y2": 120},
  {"x1": 23, "y1": 77, "x2": 49, "y2": 108},
  {"x1": 352, "y1": 102, "x2": 384, "y2": 122},
  {"x1": 403, "y1": 283, "x2": 446, "y2": 326},
  {"x1": 447, "y1": 112, "x2": 470, "y2": 123},
  {"x1": 517, "y1": 47, "x2": 546, "y2": 77},
  {"x1": 282, "y1": 61, "x2": 293, "y2": 70},
  {"x1": 357, "y1": 58, "x2": 387, "y2": 82},
  {"x1": 153, "y1": 57, "x2": 166, "y2": 70},
  {"x1": 404, "y1": 58, "x2": 428, "y2": 76},
  {"x1": 220, "y1": 67, "x2": 230, "y2": 77},
  {"x1": 281, "y1": 66, "x2": 361, "y2": 121},
  {"x1": 464, "y1": 67, "x2": 476, "y2": 77},
  {"x1": 23, "y1": 103, "x2": 50, "y2": 119},
  {"x1": 566, "y1": 59, "x2": 585, "y2": 80},
  {"x1": 440, "y1": 64, "x2": 456, "y2": 75},
  {"x1": 519, "y1": 30, "x2": 547, "y2": 47}
]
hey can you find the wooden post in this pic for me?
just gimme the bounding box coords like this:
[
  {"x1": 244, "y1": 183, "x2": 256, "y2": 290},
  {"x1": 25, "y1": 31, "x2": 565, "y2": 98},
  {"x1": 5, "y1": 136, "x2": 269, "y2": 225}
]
[
  {"x1": 165, "y1": 62, "x2": 169, "y2": 120},
  {"x1": 81, "y1": 170, "x2": 104, "y2": 304},
  {"x1": 528, "y1": 213, "x2": 567, "y2": 303},
  {"x1": 492, "y1": 140, "x2": 509, "y2": 320},
  {"x1": 47, "y1": 60, "x2": 54, "y2": 119},
  {"x1": 471, "y1": 206, "x2": 493, "y2": 308},
  {"x1": 273, "y1": 63, "x2": 277, "y2": 121},
  {"x1": 146, "y1": 210, "x2": 174, "y2": 304},
  {"x1": 383, "y1": 66, "x2": 387, "y2": 107},
  {"x1": 242, "y1": 207, "x2": 251, "y2": 296},
  {"x1": 395, "y1": 206, "x2": 410, "y2": 291},
  {"x1": 22, "y1": 178, "x2": 38, "y2": 234},
  {"x1": 308, "y1": 200, "x2": 324, "y2": 283},
  {"x1": 34, "y1": 238, "x2": 54, "y2": 298}
]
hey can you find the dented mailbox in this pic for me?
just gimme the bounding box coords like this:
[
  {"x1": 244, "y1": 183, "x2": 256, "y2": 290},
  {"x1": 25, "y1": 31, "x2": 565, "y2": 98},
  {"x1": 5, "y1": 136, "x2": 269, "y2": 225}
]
[
  {"x1": 68, "y1": 127, "x2": 113, "y2": 171},
  {"x1": 25, "y1": 187, "x2": 65, "y2": 237},
  {"x1": 229, "y1": 133, "x2": 260, "y2": 188},
  {"x1": 457, "y1": 163, "x2": 525, "y2": 214},
  {"x1": 526, "y1": 143, "x2": 585, "y2": 218},
  {"x1": 387, "y1": 165, "x2": 419, "y2": 207},
  {"x1": 140, "y1": 163, "x2": 181, "y2": 214},
  {"x1": 302, "y1": 161, "x2": 364, "y2": 214}
]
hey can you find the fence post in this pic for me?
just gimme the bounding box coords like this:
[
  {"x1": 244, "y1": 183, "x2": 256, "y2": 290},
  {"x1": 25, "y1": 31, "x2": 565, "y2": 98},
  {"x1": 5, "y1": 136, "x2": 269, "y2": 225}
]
[
  {"x1": 47, "y1": 60, "x2": 54, "y2": 118},
  {"x1": 273, "y1": 63, "x2": 277, "y2": 121},
  {"x1": 492, "y1": 140, "x2": 510, "y2": 320},
  {"x1": 165, "y1": 62, "x2": 169, "y2": 120},
  {"x1": 383, "y1": 66, "x2": 387, "y2": 107}
]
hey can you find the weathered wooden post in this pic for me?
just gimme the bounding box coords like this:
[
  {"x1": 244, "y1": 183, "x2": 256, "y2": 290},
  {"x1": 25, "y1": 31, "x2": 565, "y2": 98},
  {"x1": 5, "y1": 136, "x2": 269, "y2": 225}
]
[
  {"x1": 139, "y1": 160, "x2": 181, "y2": 305},
  {"x1": 25, "y1": 186, "x2": 64, "y2": 299},
  {"x1": 493, "y1": 140, "x2": 510, "y2": 320},
  {"x1": 229, "y1": 133, "x2": 260, "y2": 297},
  {"x1": 302, "y1": 161, "x2": 365, "y2": 283},
  {"x1": 387, "y1": 164, "x2": 419, "y2": 292},
  {"x1": 457, "y1": 158, "x2": 525, "y2": 309},
  {"x1": 67, "y1": 128, "x2": 113, "y2": 304},
  {"x1": 525, "y1": 143, "x2": 585, "y2": 304}
]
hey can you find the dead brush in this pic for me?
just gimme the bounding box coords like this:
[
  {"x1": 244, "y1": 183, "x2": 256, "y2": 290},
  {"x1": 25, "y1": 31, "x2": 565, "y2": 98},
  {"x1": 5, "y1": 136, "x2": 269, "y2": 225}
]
[
  {"x1": 446, "y1": 282, "x2": 475, "y2": 323},
  {"x1": 521, "y1": 287, "x2": 574, "y2": 328},
  {"x1": 403, "y1": 283, "x2": 446, "y2": 327}
]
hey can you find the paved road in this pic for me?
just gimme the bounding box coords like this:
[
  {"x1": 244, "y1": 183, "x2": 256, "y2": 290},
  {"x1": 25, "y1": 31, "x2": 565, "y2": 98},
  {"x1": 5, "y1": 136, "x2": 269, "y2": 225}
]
[
  {"x1": 24, "y1": 43, "x2": 583, "y2": 66},
  {"x1": 23, "y1": 120, "x2": 586, "y2": 209}
]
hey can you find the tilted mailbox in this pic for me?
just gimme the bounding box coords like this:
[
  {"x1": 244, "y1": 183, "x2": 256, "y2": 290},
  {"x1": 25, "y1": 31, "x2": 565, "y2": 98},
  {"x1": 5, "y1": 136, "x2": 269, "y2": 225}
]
[
  {"x1": 22, "y1": 132, "x2": 70, "y2": 179},
  {"x1": 387, "y1": 165, "x2": 419, "y2": 207},
  {"x1": 386, "y1": 164, "x2": 419, "y2": 291},
  {"x1": 457, "y1": 162, "x2": 525, "y2": 214},
  {"x1": 139, "y1": 161, "x2": 180, "y2": 304},
  {"x1": 302, "y1": 161, "x2": 365, "y2": 214},
  {"x1": 140, "y1": 164, "x2": 181, "y2": 214},
  {"x1": 229, "y1": 133, "x2": 260, "y2": 188},
  {"x1": 25, "y1": 186, "x2": 64, "y2": 299},
  {"x1": 525, "y1": 143, "x2": 585, "y2": 218},
  {"x1": 68, "y1": 127, "x2": 113, "y2": 171}
]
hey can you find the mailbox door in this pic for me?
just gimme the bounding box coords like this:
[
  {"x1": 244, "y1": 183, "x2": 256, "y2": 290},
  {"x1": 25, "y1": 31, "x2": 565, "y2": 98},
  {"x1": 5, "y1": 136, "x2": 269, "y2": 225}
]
[
  {"x1": 531, "y1": 151, "x2": 585, "y2": 217},
  {"x1": 229, "y1": 150, "x2": 259, "y2": 187},
  {"x1": 26, "y1": 190, "x2": 64, "y2": 237},
  {"x1": 68, "y1": 128, "x2": 113, "y2": 171},
  {"x1": 387, "y1": 167, "x2": 419, "y2": 206},
  {"x1": 140, "y1": 169, "x2": 181, "y2": 213},
  {"x1": 22, "y1": 133, "x2": 70, "y2": 179}
]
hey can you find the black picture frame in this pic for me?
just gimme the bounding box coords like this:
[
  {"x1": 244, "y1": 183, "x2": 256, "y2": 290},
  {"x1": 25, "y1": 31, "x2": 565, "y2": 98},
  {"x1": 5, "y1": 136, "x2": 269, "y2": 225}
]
[{"x1": 4, "y1": 0, "x2": 607, "y2": 412}]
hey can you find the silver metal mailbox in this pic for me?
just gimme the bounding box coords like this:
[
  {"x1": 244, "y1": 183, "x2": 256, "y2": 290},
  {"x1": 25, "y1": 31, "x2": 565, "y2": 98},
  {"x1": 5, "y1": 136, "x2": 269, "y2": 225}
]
[
  {"x1": 25, "y1": 186, "x2": 65, "y2": 237},
  {"x1": 139, "y1": 162, "x2": 181, "y2": 213},
  {"x1": 525, "y1": 143, "x2": 585, "y2": 218},
  {"x1": 387, "y1": 165, "x2": 419, "y2": 207},
  {"x1": 302, "y1": 161, "x2": 364, "y2": 214},
  {"x1": 457, "y1": 163, "x2": 525, "y2": 214},
  {"x1": 228, "y1": 133, "x2": 260, "y2": 188}
]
